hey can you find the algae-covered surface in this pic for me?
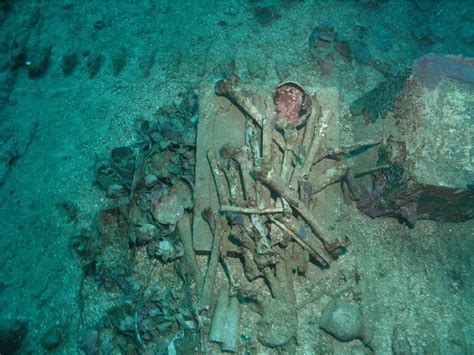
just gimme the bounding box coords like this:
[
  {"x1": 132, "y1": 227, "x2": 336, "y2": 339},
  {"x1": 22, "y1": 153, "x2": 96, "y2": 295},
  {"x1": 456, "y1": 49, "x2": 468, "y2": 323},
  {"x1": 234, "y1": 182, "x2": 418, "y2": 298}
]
[{"x1": 0, "y1": 1, "x2": 473, "y2": 353}]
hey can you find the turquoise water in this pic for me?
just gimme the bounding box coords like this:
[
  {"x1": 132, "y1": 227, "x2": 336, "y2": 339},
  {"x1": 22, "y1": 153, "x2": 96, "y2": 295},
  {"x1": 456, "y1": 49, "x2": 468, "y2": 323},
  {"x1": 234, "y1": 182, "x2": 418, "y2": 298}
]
[{"x1": 0, "y1": 1, "x2": 473, "y2": 353}]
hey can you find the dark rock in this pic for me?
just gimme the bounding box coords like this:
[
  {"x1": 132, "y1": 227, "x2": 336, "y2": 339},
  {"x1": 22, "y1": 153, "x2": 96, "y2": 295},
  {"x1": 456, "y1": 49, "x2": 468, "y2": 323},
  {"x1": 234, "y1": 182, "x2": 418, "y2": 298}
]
[
  {"x1": 111, "y1": 146, "x2": 134, "y2": 163},
  {"x1": 86, "y1": 53, "x2": 102, "y2": 78},
  {"x1": 41, "y1": 328, "x2": 61, "y2": 350},
  {"x1": 61, "y1": 52, "x2": 78, "y2": 75},
  {"x1": 27, "y1": 45, "x2": 52, "y2": 78},
  {"x1": 350, "y1": 40, "x2": 373, "y2": 65},
  {"x1": 334, "y1": 41, "x2": 353, "y2": 62},
  {"x1": 9, "y1": 48, "x2": 27, "y2": 70},
  {"x1": 79, "y1": 330, "x2": 99, "y2": 355},
  {"x1": 309, "y1": 25, "x2": 353, "y2": 74},
  {"x1": 0, "y1": 318, "x2": 28, "y2": 354},
  {"x1": 112, "y1": 47, "x2": 127, "y2": 76},
  {"x1": 312, "y1": 24, "x2": 336, "y2": 43},
  {"x1": 0, "y1": 70, "x2": 18, "y2": 106},
  {"x1": 309, "y1": 24, "x2": 336, "y2": 59},
  {"x1": 1, "y1": 0, "x2": 12, "y2": 12},
  {"x1": 217, "y1": 20, "x2": 228, "y2": 28},
  {"x1": 412, "y1": 25, "x2": 435, "y2": 45},
  {"x1": 350, "y1": 68, "x2": 410, "y2": 122},
  {"x1": 93, "y1": 19, "x2": 106, "y2": 29},
  {"x1": 140, "y1": 50, "x2": 156, "y2": 78},
  {"x1": 254, "y1": 1, "x2": 278, "y2": 26}
]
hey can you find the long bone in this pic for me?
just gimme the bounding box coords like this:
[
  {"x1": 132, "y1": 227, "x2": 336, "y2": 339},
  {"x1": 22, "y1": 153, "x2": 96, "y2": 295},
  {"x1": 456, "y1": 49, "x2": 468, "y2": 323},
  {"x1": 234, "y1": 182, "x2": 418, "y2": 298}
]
[
  {"x1": 215, "y1": 78, "x2": 286, "y2": 150},
  {"x1": 199, "y1": 208, "x2": 231, "y2": 309},
  {"x1": 270, "y1": 215, "x2": 331, "y2": 266},
  {"x1": 255, "y1": 165, "x2": 348, "y2": 252},
  {"x1": 207, "y1": 150, "x2": 230, "y2": 206}
]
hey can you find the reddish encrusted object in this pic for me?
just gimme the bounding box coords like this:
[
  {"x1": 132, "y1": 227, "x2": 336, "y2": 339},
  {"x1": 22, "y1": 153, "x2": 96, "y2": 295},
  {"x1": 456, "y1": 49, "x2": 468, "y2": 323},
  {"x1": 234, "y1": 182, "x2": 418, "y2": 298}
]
[{"x1": 274, "y1": 82, "x2": 310, "y2": 127}]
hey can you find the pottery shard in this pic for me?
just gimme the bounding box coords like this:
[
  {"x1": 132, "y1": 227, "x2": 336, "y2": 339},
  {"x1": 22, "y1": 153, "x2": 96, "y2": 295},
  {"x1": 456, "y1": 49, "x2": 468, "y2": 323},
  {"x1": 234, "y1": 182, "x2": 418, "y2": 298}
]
[{"x1": 349, "y1": 54, "x2": 474, "y2": 224}]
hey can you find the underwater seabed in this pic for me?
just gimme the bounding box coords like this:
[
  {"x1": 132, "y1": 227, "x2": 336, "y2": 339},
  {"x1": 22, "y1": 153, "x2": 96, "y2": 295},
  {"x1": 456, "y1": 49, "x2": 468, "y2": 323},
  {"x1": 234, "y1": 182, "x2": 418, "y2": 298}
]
[{"x1": 0, "y1": 0, "x2": 472, "y2": 354}]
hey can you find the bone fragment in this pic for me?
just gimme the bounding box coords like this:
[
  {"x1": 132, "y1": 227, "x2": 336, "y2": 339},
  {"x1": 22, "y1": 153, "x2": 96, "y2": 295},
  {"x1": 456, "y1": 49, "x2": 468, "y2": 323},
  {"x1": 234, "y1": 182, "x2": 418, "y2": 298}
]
[
  {"x1": 209, "y1": 287, "x2": 229, "y2": 343},
  {"x1": 301, "y1": 95, "x2": 320, "y2": 152},
  {"x1": 255, "y1": 167, "x2": 340, "y2": 250},
  {"x1": 234, "y1": 146, "x2": 256, "y2": 202},
  {"x1": 221, "y1": 297, "x2": 241, "y2": 352},
  {"x1": 220, "y1": 205, "x2": 285, "y2": 214},
  {"x1": 270, "y1": 216, "x2": 331, "y2": 266},
  {"x1": 295, "y1": 108, "x2": 333, "y2": 182},
  {"x1": 177, "y1": 213, "x2": 203, "y2": 291},
  {"x1": 224, "y1": 160, "x2": 245, "y2": 206},
  {"x1": 198, "y1": 209, "x2": 230, "y2": 309},
  {"x1": 315, "y1": 137, "x2": 383, "y2": 162},
  {"x1": 215, "y1": 78, "x2": 285, "y2": 149},
  {"x1": 207, "y1": 150, "x2": 230, "y2": 206}
]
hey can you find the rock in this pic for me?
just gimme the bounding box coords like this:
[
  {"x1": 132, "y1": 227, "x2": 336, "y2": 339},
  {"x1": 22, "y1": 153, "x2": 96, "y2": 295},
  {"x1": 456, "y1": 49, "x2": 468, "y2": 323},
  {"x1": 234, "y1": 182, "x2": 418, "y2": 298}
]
[
  {"x1": 350, "y1": 40, "x2": 373, "y2": 65},
  {"x1": 93, "y1": 19, "x2": 106, "y2": 29},
  {"x1": 112, "y1": 47, "x2": 127, "y2": 76},
  {"x1": 151, "y1": 179, "x2": 193, "y2": 225},
  {"x1": 412, "y1": 25, "x2": 434, "y2": 45},
  {"x1": 391, "y1": 326, "x2": 413, "y2": 354},
  {"x1": 79, "y1": 330, "x2": 99, "y2": 355},
  {"x1": 153, "y1": 239, "x2": 183, "y2": 261},
  {"x1": 95, "y1": 161, "x2": 123, "y2": 189},
  {"x1": 0, "y1": 318, "x2": 28, "y2": 354},
  {"x1": 9, "y1": 47, "x2": 27, "y2": 70},
  {"x1": 111, "y1": 146, "x2": 134, "y2": 168},
  {"x1": 309, "y1": 24, "x2": 353, "y2": 75},
  {"x1": 61, "y1": 52, "x2": 77, "y2": 75},
  {"x1": 129, "y1": 223, "x2": 160, "y2": 246},
  {"x1": 140, "y1": 50, "x2": 156, "y2": 78},
  {"x1": 144, "y1": 173, "x2": 158, "y2": 187},
  {"x1": 350, "y1": 54, "x2": 474, "y2": 224},
  {"x1": 334, "y1": 40, "x2": 353, "y2": 62},
  {"x1": 309, "y1": 24, "x2": 336, "y2": 60},
  {"x1": 319, "y1": 299, "x2": 372, "y2": 346},
  {"x1": 0, "y1": 69, "x2": 18, "y2": 107},
  {"x1": 41, "y1": 328, "x2": 61, "y2": 350},
  {"x1": 27, "y1": 45, "x2": 52, "y2": 78},
  {"x1": 350, "y1": 69, "x2": 411, "y2": 122},
  {"x1": 253, "y1": 0, "x2": 278, "y2": 26},
  {"x1": 256, "y1": 298, "x2": 297, "y2": 348},
  {"x1": 86, "y1": 52, "x2": 102, "y2": 78}
]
